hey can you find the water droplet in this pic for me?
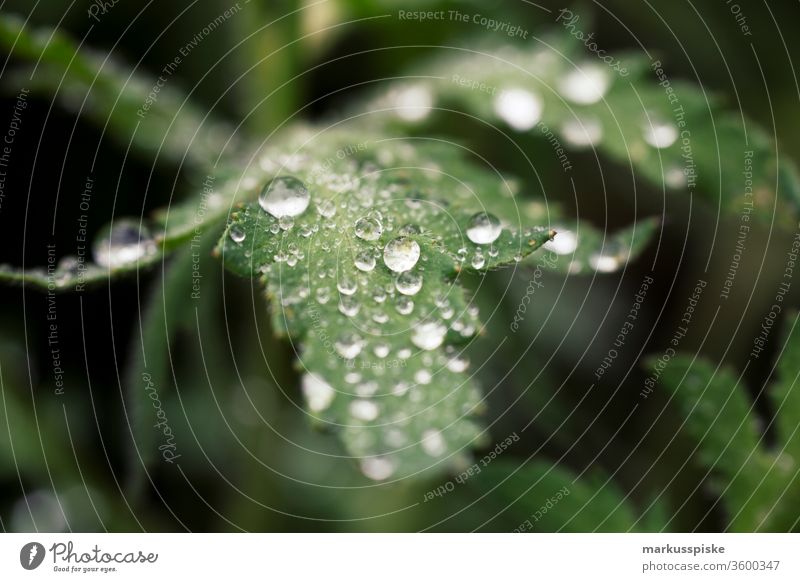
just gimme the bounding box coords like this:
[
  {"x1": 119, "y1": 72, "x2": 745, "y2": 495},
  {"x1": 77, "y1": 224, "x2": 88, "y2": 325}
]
[
  {"x1": 589, "y1": 253, "x2": 620, "y2": 273},
  {"x1": 355, "y1": 216, "x2": 383, "y2": 241},
  {"x1": 414, "y1": 369, "x2": 432, "y2": 384},
  {"x1": 354, "y1": 251, "x2": 376, "y2": 272},
  {"x1": 373, "y1": 343, "x2": 390, "y2": 358},
  {"x1": 302, "y1": 373, "x2": 335, "y2": 412},
  {"x1": 412, "y1": 321, "x2": 447, "y2": 351},
  {"x1": 317, "y1": 199, "x2": 336, "y2": 218},
  {"x1": 421, "y1": 429, "x2": 447, "y2": 456},
  {"x1": 335, "y1": 333, "x2": 364, "y2": 359},
  {"x1": 279, "y1": 216, "x2": 294, "y2": 231},
  {"x1": 339, "y1": 295, "x2": 360, "y2": 317},
  {"x1": 337, "y1": 275, "x2": 358, "y2": 295},
  {"x1": 561, "y1": 117, "x2": 603, "y2": 148},
  {"x1": 466, "y1": 212, "x2": 502, "y2": 245},
  {"x1": 544, "y1": 230, "x2": 578, "y2": 255},
  {"x1": 558, "y1": 65, "x2": 610, "y2": 105},
  {"x1": 259, "y1": 176, "x2": 310, "y2": 218},
  {"x1": 643, "y1": 120, "x2": 678, "y2": 149},
  {"x1": 665, "y1": 166, "x2": 686, "y2": 188},
  {"x1": 446, "y1": 354, "x2": 470, "y2": 373},
  {"x1": 350, "y1": 399, "x2": 379, "y2": 421},
  {"x1": 494, "y1": 88, "x2": 543, "y2": 131},
  {"x1": 393, "y1": 84, "x2": 433, "y2": 122},
  {"x1": 399, "y1": 223, "x2": 422, "y2": 236},
  {"x1": 396, "y1": 296, "x2": 414, "y2": 315},
  {"x1": 93, "y1": 220, "x2": 157, "y2": 268},
  {"x1": 361, "y1": 457, "x2": 396, "y2": 481},
  {"x1": 383, "y1": 237, "x2": 420, "y2": 272},
  {"x1": 471, "y1": 252, "x2": 486, "y2": 269},
  {"x1": 395, "y1": 271, "x2": 423, "y2": 296}
]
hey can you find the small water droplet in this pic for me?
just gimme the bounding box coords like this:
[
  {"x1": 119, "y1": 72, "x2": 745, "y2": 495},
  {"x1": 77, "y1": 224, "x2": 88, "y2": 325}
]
[
  {"x1": 412, "y1": 321, "x2": 447, "y2": 351},
  {"x1": 349, "y1": 399, "x2": 379, "y2": 421},
  {"x1": 302, "y1": 373, "x2": 335, "y2": 412},
  {"x1": 396, "y1": 296, "x2": 414, "y2": 315},
  {"x1": 373, "y1": 343, "x2": 390, "y2": 358},
  {"x1": 337, "y1": 275, "x2": 358, "y2": 295},
  {"x1": 561, "y1": 117, "x2": 603, "y2": 148},
  {"x1": 414, "y1": 369, "x2": 432, "y2": 385},
  {"x1": 421, "y1": 429, "x2": 447, "y2": 456},
  {"x1": 317, "y1": 199, "x2": 336, "y2": 218},
  {"x1": 393, "y1": 84, "x2": 433, "y2": 122},
  {"x1": 354, "y1": 216, "x2": 383, "y2": 241},
  {"x1": 466, "y1": 212, "x2": 502, "y2": 245},
  {"x1": 590, "y1": 253, "x2": 620, "y2": 272},
  {"x1": 544, "y1": 230, "x2": 578, "y2": 255},
  {"x1": 558, "y1": 65, "x2": 610, "y2": 105},
  {"x1": 339, "y1": 295, "x2": 360, "y2": 317},
  {"x1": 471, "y1": 251, "x2": 486, "y2": 269},
  {"x1": 383, "y1": 237, "x2": 421, "y2": 272},
  {"x1": 395, "y1": 271, "x2": 423, "y2": 296},
  {"x1": 494, "y1": 88, "x2": 543, "y2": 131},
  {"x1": 258, "y1": 176, "x2": 310, "y2": 218},
  {"x1": 643, "y1": 120, "x2": 678, "y2": 149},
  {"x1": 93, "y1": 220, "x2": 157, "y2": 268},
  {"x1": 361, "y1": 456, "x2": 396, "y2": 481},
  {"x1": 354, "y1": 250, "x2": 376, "y2": 272},
  {"x1": 335, "y1": 333, "x2": 364, "y2": 359}
]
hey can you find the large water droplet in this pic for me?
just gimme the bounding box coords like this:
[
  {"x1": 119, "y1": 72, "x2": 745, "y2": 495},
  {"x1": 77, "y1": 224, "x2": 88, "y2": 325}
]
[
  {"x1": 558, "y1": 65, "x2": 611, "y2": 105},
  {"x1": 302, "y1": 373, "x2": 335, "y2": 412},
  {"x1": 395, "y1": 271, "x2": 423, "y2": 296},
  {"x1": 259, "y1": 176, "x2": 310, "y2": 218},
  {"x1": 93, "y1": 220, "x2": 157, "y2": 268},
  {"x1": 354, "y1": 216, "x2": 383, "y2": 241},
  {"x1": 383, "y1": 237, "x2": 420, "y2": 272},
  {"x1": 589, "y1": 253, "x2": 620, "y2": 273},
  {"x1": 494, "y1": 88, "x2": 543, "y2": 131},
  {"x1": 335, "y1": 333, "x2": 364, "y2": 359},
  {"x1": 412, "y1": 321, "x2": 447, "y2": 351},
  {"x1": 466, "y1": 212, "x2": 502, "y2": 245}
]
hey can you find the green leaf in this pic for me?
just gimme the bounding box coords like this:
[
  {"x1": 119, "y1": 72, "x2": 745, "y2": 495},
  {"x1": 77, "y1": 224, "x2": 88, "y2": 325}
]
[
  {"x1": 217, "y1": 130, "x2": 554, "y2": 480},
  {"x1": 471, "y1": 460, "x2": 644, "y2": 532},
  {"x1": 653, "y1": 334, "x2": 800, "y2": 530},
  {"x1": 541, "y1": 217, "x2": 659, "y2": 274},
  {"x1": 0, "y1": 15, "x2": 234, "y2": 167},
  {"x1": 367, "y1": 38, "x2": 800, "y2": 224}
]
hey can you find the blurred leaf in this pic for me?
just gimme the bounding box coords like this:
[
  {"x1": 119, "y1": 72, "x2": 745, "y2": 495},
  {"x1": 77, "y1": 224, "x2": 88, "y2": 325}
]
[
  {"x1": 0, "y1": 15, "x2": 235, "y2": 167},
  {"x1": 652, "y1": 318, "x2": 800, "y2": 531}
]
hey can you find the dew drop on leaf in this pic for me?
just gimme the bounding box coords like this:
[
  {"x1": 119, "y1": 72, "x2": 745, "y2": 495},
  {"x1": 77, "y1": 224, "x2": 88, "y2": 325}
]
[
  {"x1": 558, "y1": 65, "x2": 611, "y2": 105},
  {"x1": 544, "y1": 230, "x2": 578, "y2": 255},
  {"x1": 354, "y1": 250, "x2": 376, "y2": 272},
  {"x1": 396, "y1": 295, "x2": 414, "y2": 315},
  {"x1": 349, "y1": 399, "x2": 379, "y2": 421},
  {"x1": 354, "y1": 216, "x2": 383, "y2": 241},
  {"x1": 93, "y1": 219, "x2": 157, "y2": 267},
  {"x1": 466, "y1": 212, "x2": 502, "y2": 245},
  {"x1": 383, "y1": 237, "x2": 421, "y2": 272},
  {"x1": 258, "y1": 176, "x2": 311, "y2": 218},
  {"x1": 411, "y1": 321, "x2": 447, "y2": 351},
  {"x1": 301, "y1": 373, "x2": 335, "y2": 412},
  {"x1": 493, "y1": 87, "x2": 543, "y2": 131},
  {"x1": 643, "y1": 120, "x2": 678, "y2": 149},
  {"x1": 360, "y1": 457, "x2": 396, "y2": 481},
  {"x1": 561, "y1": 117, "x2": 603, "y2": 148},
  {"x1": 395, "y1": 271, "x2": 423, "y2": 296},
  {"x1": 421, "y1": 429, "x2": 447, "y2": 456},
  {"x1": 335, "y1": 333, "x2": 364, "y2": 359}
]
